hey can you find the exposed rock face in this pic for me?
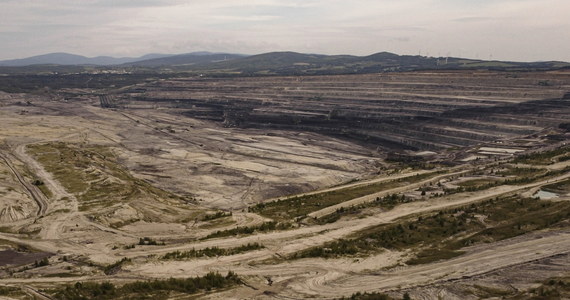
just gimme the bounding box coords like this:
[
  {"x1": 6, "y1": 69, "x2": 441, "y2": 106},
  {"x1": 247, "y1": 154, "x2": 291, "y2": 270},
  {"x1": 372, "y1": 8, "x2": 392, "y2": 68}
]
[{"x1": 128, "y1": 72, "x2": 570, "y2": 151}]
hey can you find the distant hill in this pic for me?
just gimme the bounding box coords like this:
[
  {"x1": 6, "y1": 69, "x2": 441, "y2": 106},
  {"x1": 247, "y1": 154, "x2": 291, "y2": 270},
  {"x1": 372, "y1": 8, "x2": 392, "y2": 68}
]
[
  {"x1": 184, "y1": 51, "x2": 570, "y2": 75},
  {"x1": 0, "y1": 52, "x2": 246, "y2": 68},
  {"x1": 124, "y1": 52, "x2": 246, "y2": 67},
  {"x1": 0, "y1": 51, "x2": 568, "y2": 75},
  {"x1": 0, "y1": 53, "x2": 174, "y2": 66}
]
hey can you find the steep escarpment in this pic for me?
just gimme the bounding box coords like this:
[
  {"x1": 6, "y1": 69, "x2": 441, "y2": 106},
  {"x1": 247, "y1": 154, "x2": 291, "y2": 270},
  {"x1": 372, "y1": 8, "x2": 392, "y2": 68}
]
[{"x1": 128, "y1": 71, "x2": 570, "y2": 151}]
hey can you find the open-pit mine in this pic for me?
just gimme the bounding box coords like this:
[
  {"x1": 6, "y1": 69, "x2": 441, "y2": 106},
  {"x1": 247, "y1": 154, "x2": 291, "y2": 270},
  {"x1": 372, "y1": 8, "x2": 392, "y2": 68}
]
[{"x1": 0, "y1": 70, "x2": 570, "y2": 299}]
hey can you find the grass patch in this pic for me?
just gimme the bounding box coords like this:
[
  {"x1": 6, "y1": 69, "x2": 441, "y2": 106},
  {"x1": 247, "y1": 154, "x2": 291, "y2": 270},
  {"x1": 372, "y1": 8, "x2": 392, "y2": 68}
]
[
  {"x1": 0, "y1": 286, "x2": 25, "y2": 297},
  {"x1": 49, "y1": 271, "x2": 241, "y2": 300},
  {"x1": 497, "y1": 167, "x2": 544, "y2": 177},
  {"x1": 0, "y1": 227, "x2": 14, "y2": 234},
  {"x1": 162, "y1": 243, "x2": 264, "y2": 260},
  {"x1": 26, "y1": 142, "x2": 181, "y2": 213},
  {"x1": 251, "y1": 171, "x2": 443, "y2": 221},
  {"x1": 35, "y1": 181, "x2": 53, "y2": 199}
]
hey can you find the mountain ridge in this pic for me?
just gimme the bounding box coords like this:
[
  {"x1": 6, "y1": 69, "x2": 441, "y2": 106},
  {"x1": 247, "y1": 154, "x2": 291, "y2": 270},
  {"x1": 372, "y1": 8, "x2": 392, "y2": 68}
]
[
  {"x1": 0, "y1": 52, "x2": 178, "y2": 66},
  {"x1": 1, "y1": 51, "x2": 568, "y2": 75},
  {"x1": 122, "y1": 52, "x2": 246, "y2": 67},
  {"x1": 181, "y1": 51, "x2": 570, "y2": 75}
]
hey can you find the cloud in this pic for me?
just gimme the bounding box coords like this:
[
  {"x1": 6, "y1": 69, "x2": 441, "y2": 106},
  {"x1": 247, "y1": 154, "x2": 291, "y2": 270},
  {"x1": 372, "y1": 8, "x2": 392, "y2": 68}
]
[
  {"x1": 0, "y1": 0, "x2": 569, "y2": 61},
  {"x1": 452, "y1": 17, "x2": 494, "y2": 23},
  {"x1": 210, "y1": 15, "x2": 282, "y2": 22}
]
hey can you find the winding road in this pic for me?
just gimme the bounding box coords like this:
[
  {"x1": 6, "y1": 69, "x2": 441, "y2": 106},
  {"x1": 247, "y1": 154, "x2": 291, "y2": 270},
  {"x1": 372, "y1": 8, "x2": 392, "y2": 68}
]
[{"x1": 0, "y1": 150, "x2": 48, "y2": 216}]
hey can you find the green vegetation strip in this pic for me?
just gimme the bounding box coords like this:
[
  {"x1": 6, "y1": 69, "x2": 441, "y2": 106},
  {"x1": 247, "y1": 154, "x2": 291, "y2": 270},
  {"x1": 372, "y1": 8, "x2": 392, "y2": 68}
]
[
  {"x1": 292, "y1": 196, "x2": 570, "y2": 264},
  {"x1": 337, "y1": 292, "x2": 395, "y2": 300},
  {"x1": 250, "y1": 171, "x2": 443, "y2": 221},
  {"x1": 496, "y1": 167, "x2": 544, "y2": 177},
  {"x1": 514, "y1": 146, "x2": 570, "y2": 165},
  {"x1": 0, "y1": 286, "x2": 26, "y2": 298},
  {"x1": 279, "y1": 165, "x2": 566, "y2": 225},
  {"x1": 162, "y1": 243, "x2": 264, "y2": 260},
  {"x1": 440, "y1": 167, "x2": 569, "y2": 197},
  {"x1": 317, "y1": 194, "x2": 412, "y2": 224},
  {"x1": 202, "y1": 222, "x2": 292, "y2": 240},
  {"x1": 50, "y1": 271, "x2": 240, "y2": 300}
]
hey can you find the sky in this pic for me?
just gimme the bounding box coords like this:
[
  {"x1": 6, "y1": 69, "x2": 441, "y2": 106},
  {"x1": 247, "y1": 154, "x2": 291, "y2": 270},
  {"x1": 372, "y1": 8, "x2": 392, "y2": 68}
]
[{"x1": 1, "y1": 0, "x2": 569, "y2": 62}]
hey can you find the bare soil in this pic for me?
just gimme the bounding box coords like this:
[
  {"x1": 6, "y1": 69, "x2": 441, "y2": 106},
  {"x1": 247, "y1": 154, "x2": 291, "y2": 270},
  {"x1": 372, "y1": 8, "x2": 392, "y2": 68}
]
[{"x1": 0, "y1": 71, "x2": 569, "y2": 299}]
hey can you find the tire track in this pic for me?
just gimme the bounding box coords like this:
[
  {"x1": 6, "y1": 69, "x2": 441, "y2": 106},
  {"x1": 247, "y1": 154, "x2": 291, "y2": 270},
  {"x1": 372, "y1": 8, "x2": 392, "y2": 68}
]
[{"x1": 0, "y1": 151, "x2": 48, "y2": 216}]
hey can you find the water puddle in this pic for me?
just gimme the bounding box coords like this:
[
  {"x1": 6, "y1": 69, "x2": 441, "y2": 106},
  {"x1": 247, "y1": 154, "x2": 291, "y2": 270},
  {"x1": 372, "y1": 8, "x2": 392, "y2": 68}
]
[
  {"x1": 533, "y1": 190, "x2": 559, "y2": 200},
  {"x1": 0, "y1": 249, "x2": 51, "y2": 266}
]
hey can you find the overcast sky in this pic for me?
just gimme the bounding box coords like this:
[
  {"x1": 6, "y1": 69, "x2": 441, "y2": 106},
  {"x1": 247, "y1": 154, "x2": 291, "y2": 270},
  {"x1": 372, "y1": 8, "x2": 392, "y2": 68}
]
[{"x1": 1, "y1": 0, "x2": 569, "y2": 61}]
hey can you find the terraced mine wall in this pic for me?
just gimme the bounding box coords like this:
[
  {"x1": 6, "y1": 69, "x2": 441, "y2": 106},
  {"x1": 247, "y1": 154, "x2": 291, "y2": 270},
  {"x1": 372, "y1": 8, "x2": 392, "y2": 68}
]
[{"x1": 129, "y1": 71, "x2": 570, "y2": 151}]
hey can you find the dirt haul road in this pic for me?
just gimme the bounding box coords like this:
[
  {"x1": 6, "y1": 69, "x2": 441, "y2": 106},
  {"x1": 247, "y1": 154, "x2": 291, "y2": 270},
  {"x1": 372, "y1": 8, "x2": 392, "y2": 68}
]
[
  {"x1": 2, "y1": 168, "x2": 567, "y2": 291},
  {"x1": 282, "y1": 229, "x2": 570, "y2": 299},
  {"x1": 111, "y1": 172, "x2": 570, "y2": 297},
  {"x1": 0, "y1": 153, "x2": 567, "y2": 263},
  {"x1": 308, "y1": 169, "x2": 470, "y2": 219},
  {"x1": 0, "y1": 150, "x2": 48, "y2": 216},
  {"x1": 113, "y1": 169, "x2": 570, "y2": 260}
]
